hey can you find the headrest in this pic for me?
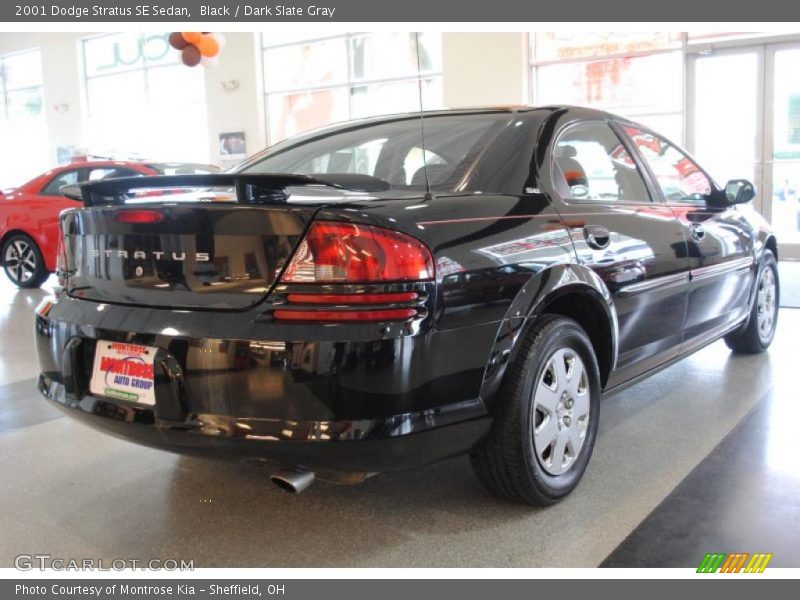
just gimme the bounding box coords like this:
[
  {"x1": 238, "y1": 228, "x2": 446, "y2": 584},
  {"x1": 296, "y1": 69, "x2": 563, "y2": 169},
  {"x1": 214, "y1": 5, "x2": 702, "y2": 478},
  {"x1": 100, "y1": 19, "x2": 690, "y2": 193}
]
[
  {"x1": 410, "y1": 164, "x2": 452, "y2": 187},
  {"x1": 555, "y1": 145, "x2": 578, "y2": 159}
]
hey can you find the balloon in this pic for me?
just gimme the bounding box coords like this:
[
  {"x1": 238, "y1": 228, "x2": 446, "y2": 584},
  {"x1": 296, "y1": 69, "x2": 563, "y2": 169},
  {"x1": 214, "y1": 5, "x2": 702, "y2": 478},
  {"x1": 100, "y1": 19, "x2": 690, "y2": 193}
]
[
  {"x1": 210, "y1": 33, "x2": 226, "y2": 51},
  {"x1": 181, "y1": 32, "x2": 202, "y2": 45},
  {"x1": 168, "y1": 32, "x2": 188, "y2": 50},
  {"x1": 201, "y1": 55, "x2": 219, "y2": 69},
  {"x1": 197, "y1": 35, "x2": 220, "y2": 57},
  {"x1": 181, "y1": 45, "x2": 202, "y2": 67}
]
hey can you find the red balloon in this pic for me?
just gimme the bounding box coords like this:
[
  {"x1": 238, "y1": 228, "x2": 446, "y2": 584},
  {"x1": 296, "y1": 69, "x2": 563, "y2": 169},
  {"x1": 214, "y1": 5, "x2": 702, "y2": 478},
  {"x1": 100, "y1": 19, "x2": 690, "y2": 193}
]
[
  {"x1": 181, "y1": 45, "x2": 202, "y2": 67},
  {"x1": 168, "y1": 32, "x2": 188, "y2": 50}
]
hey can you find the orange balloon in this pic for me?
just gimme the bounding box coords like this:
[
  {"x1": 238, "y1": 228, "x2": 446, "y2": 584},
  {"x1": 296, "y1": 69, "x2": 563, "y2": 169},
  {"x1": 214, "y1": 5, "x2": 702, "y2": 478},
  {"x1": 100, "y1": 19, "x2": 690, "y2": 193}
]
[
  {"x1": 181, "y1": 32, "x2": 202, "y2": 45},
  {"x1": 197, "y1": 35, "x2": 220, "y2": 58}
]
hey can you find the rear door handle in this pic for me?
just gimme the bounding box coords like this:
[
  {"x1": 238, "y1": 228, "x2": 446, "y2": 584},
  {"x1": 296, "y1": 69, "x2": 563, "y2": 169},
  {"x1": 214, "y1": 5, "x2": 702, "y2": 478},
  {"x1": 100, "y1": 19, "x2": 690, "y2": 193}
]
[
  {"x1": 584, "y1": 225, "x2": 611, "y2": 250},
  {"x1": 691, "y1": 224, "x2": 705, "y2": 241}
]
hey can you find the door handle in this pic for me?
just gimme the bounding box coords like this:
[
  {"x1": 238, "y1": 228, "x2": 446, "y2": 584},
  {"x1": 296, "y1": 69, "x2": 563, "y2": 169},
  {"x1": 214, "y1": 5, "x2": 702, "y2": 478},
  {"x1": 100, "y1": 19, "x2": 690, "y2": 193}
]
[
  {"x1": 584, "y1": 225, "x2": 611, "y2": 250},
  {"x1": 691, "y1": 224, "x2": 706, "y2": 241}
]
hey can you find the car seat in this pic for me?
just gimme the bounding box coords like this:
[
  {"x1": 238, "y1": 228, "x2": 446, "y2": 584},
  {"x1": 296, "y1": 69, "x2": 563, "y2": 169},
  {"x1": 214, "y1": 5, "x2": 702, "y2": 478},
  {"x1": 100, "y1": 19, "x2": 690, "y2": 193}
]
[
  {"x1": 554, "y1": 145, "x2": 588, "y2": 187},
  {"x1": 410, "y1": 164, "x2": 452, "y2": 187}
]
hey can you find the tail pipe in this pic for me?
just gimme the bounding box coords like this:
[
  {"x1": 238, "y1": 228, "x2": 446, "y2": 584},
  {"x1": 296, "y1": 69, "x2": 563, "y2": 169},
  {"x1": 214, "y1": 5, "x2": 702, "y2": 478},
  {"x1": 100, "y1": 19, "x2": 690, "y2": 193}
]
[{"x1": 270, "y1": 469, "x2": 315, "y2": 494}]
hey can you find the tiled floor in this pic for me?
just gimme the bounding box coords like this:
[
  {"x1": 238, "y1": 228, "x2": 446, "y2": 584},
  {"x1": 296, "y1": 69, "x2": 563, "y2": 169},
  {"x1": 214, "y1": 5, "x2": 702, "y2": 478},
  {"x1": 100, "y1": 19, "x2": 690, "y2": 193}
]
[
  {"x1": 602, "y1": 383, "x2": 800, "y2": 567},
  {"x1": 778, "y1": 260, "x2": 799, "y2": 307},
  {"x1": 0, "y1": 274, "x2": 797, "y2": 567}
]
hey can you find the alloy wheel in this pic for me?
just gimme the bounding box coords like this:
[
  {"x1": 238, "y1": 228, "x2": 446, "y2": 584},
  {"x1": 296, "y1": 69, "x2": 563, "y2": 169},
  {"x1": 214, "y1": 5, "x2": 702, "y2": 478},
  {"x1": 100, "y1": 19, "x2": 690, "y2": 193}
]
[
  {"x1": 531, "y1": 348, "x2": 590, "y2": 476},
  {"x1": 4, "y1": 239, "x2": 37, "y2": 285},
  {"x1": 756, "y1": 265, "x2": 777, "y2": 343}
]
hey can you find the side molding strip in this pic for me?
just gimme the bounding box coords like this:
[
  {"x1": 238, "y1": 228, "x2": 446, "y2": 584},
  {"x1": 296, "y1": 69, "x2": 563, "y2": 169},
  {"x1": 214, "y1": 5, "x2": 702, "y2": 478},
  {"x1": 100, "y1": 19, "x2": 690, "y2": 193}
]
[
  {"x1": 690, "y1": 256, "x2": 754, "y2": 282},
  {"x1": 618, "y1": 272, "x2": 689, "y2": 296}
]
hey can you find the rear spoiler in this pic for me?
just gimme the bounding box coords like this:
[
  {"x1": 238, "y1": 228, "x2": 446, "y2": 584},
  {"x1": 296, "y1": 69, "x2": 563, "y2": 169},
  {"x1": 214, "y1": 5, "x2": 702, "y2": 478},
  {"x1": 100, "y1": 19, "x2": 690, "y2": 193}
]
[{"x1": 62, "y1": 173, "x2": 390, "y2": 207}]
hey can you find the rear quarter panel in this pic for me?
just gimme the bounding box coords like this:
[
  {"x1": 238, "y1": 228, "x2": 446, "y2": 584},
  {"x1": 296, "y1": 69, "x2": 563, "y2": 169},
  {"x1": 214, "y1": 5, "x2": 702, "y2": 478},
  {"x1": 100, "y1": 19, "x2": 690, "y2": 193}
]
[{"x1": 315, "y1": 191, "x2": 581, "y2": 411}]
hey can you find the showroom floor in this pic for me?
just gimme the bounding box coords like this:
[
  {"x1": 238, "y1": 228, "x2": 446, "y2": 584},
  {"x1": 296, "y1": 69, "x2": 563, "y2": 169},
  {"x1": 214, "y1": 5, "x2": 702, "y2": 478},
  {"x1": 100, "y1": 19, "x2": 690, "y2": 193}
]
[{"x1": 0, "y1": 268, "x2": 798, "y2": 568}]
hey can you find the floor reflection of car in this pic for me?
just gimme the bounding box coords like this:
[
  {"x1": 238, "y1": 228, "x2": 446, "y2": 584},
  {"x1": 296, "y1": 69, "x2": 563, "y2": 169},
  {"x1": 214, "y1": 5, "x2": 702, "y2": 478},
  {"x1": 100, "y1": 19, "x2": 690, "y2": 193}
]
[
  {"x1": 36, "y1": 107, "x2": 780, "y2": 505},
  {"x1": 0, "y1": 160, "x2": 220, "y2": 287}
]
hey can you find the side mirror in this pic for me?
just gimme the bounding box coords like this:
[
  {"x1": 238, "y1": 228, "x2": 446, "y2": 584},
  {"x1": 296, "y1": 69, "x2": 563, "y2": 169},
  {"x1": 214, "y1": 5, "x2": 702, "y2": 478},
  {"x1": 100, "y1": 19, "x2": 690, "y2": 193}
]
[
  {"x1": 61, "y1": 184, "x2": 83, "y2": 201},
  {"x1": 724, "y1": 179, "x2": 756, "y2": 205}
]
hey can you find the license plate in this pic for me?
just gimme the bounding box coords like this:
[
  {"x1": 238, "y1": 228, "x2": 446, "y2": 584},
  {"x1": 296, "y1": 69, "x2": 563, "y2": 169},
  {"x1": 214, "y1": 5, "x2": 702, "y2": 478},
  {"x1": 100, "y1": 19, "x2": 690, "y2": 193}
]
[{"x1": 89, "y1": 341, "x2": 157, "y2": 405}]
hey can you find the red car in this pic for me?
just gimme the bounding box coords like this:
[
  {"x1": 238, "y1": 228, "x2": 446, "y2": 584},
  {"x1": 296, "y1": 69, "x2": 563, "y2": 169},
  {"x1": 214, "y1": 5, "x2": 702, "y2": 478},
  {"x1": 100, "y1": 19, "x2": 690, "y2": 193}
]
[{"x1": 0, "y1": 160, "x2": 219, "y2": 287}]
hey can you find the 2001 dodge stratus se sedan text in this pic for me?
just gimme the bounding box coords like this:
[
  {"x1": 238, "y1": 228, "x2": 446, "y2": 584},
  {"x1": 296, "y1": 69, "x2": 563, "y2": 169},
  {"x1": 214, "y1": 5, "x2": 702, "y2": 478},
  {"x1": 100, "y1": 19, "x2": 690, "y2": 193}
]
[
  {"x1": 19, "y1": 5, "x2": 192, "y2": 18},
  {"x1": 14, "y1": 4, "x2": 337, "y2": 18},
  {"x1": 35, "y1": 106, "x2": 780, "y2": 505}
]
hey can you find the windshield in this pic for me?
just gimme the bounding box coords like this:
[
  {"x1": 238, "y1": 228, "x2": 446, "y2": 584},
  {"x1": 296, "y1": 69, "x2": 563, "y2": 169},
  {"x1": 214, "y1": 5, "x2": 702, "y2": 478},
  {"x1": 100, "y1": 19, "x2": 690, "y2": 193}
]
[{"x1": 238, "y1": 112, "x2": 510, "y2": 192}]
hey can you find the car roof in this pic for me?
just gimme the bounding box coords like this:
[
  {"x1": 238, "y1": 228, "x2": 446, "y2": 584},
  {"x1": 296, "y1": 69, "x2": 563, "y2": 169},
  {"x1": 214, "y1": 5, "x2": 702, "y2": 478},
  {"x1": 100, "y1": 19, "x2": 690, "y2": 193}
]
[
  {"x1": 337, "y1": 104, "x2": 621, "y2": 120},
  {"x1": 259, "y1": 105, "x2": 630, "y2": 146},
  {"x1": 233, "y1": 105, "x2": 630, "y2": 170}
]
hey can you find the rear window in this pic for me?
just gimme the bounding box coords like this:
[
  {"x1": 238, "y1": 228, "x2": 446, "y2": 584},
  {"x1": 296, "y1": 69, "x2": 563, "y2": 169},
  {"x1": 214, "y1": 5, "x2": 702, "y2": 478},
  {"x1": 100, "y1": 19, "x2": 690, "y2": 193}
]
[{"x1": 239, "y1": 113, "x2": 508, "y2": 192}]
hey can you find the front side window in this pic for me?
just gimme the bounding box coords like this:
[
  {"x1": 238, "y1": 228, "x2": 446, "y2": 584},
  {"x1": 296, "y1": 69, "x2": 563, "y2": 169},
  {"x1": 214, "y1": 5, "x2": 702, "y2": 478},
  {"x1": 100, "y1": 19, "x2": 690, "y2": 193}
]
[
  {"x1": 624, "y1": 126, "x2": 713, "y2": 204},
  {"x1": 553, "y1": 121, "x2": 651, "y2": 202},
  {"x1": 41, "y1": 170, "x2": 80, "y2": 196},
  {"x1": 86, "y1": 167, "x2": 141, "y2": 181}
]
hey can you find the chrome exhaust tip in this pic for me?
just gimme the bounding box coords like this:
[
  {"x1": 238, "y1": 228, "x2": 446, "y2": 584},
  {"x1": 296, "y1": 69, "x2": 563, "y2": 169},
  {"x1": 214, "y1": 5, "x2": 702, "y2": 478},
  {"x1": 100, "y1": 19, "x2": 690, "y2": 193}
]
[{"x1": 270, "y1": 469, "x2": 315, "y2": 494}]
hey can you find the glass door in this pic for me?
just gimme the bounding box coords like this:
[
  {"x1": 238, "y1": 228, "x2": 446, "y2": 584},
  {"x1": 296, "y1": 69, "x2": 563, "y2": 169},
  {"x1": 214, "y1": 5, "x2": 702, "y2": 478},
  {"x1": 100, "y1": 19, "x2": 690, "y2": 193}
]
[
  {"x1": 766, "y1": 44, "x2": 800, "y2": 258},
  {"x1": 689, "y1": 42, "x2": 800, "y2": 259},
  {"x1": 687, "y1": 47, "x2": 763, "y2": 206}
]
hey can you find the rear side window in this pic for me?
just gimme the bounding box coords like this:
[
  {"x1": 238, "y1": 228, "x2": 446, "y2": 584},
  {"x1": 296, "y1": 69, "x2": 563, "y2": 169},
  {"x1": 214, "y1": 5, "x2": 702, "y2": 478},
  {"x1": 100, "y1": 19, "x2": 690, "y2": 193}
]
[
  {"x1": 624, "y1": 126, "x2": 712, "y2": 204},
  {"x1": 553, "y1": 121, "x2": 651, "y2": 202}
]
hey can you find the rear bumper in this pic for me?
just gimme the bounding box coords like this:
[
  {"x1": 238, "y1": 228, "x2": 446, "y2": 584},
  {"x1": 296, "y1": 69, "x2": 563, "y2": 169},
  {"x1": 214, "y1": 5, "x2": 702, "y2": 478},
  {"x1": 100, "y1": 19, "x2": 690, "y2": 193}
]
[
  {"x1": 38, "y1": 374, "x2": 489, "y2": 472},
  {"x1": 34, "y1": 296, "x2": 495, "y2": 473}
]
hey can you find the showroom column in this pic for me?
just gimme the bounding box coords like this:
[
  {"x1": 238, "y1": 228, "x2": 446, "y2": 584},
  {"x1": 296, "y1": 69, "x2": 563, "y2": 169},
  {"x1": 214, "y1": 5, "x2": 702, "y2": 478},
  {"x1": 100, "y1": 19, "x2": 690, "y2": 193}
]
[{"x1": 203, "y1": 33, "x2": 266, "y2": 167}]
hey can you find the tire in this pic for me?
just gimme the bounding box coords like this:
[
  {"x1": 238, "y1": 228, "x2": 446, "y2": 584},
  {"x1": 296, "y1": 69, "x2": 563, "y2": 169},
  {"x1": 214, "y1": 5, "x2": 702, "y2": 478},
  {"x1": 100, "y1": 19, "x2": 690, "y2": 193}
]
[
  {"x1": 470, "y1": 315, "x2": 601, "y2": 506},
  {"x1": 724, "y1": 250, "x2": 779, "y2": 354},
  {"x1": 2, "y1": 234, "x2": 49, "y2": 288}
]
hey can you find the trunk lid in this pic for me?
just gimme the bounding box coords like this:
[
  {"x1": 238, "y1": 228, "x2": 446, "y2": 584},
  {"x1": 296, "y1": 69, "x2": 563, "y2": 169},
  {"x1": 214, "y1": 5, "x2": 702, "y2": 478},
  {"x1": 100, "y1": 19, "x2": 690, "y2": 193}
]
[
  {"x1": 62, "y1": 204, "x2": 315, "y2": 310},
  {"x1": 59, "y1": 173, "x2": 383, "y2": 310}
]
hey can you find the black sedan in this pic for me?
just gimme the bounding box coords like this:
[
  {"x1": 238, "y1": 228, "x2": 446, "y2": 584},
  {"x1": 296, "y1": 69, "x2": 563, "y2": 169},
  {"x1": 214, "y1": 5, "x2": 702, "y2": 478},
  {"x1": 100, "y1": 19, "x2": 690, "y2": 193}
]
[{"x1": 35, "y1": 106, "x2": 779, "y2": 505}]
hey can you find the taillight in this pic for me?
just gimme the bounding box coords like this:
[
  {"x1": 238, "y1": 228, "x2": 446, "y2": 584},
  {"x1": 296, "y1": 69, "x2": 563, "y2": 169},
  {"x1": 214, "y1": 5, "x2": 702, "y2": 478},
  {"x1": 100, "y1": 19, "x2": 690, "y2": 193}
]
[
  {"x1": 56, "y1": 224, "x2": 69, "y2": 290},
  {"x1": 286, "y1": 292, "x2": 419, "y2": 304},
  {"x1": 113, "y1": 210, "x2": 164, "y2": 224},
  {"x1": 280, "y1": 221, "x2": 434, "y2": 283},
  {"x1": 273, "y1": 308, "x2": 417, "y2": 322},
  {"x1": 274, "y1": 221, "x2": 432, "y2": 323}
]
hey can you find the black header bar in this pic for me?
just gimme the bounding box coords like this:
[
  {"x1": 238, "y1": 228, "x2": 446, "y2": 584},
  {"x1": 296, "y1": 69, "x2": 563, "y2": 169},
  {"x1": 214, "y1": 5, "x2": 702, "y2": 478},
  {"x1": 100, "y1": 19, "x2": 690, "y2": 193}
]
[{"x1": 2, "y1": 0, "x2": 799, "y2": 22}]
